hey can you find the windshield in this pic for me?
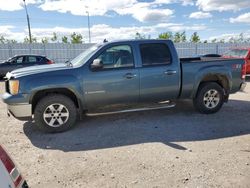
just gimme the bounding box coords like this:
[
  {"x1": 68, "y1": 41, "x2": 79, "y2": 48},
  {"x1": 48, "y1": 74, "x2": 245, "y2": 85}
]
[
  {"x1": 71, "y1": 44, "x2": 103, "y2": 66},
  {"x1": 223, "y1": 49, "x2": 248, "y2": 58},
  {"x1": 1, "y1": 57, "x2": 13, "y2": 63}
]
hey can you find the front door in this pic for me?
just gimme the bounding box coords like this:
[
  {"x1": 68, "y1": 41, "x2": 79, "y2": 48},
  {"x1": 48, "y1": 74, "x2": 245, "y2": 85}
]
[{"x1": 83, "y1": 44, "x2": 139, "y2": 112}]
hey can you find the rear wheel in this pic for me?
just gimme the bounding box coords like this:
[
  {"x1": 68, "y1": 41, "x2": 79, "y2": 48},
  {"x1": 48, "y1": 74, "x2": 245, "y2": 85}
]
[
  {"x1": 193, "y1": 82, "x2": 224, "y2": 114},
  {"x1": 34, "y1": 94, "x2": 77, "y2": 133}
]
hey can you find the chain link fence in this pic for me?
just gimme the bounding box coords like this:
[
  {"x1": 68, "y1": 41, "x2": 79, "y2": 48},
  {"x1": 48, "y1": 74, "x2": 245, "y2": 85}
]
[{"x1": 1, "y1": 43, "x2": 250, "y2": 63}]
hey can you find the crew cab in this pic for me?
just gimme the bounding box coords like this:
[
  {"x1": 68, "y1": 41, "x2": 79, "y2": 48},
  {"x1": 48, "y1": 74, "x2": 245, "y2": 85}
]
[
  {"x1": 223, "y1": 48, "x2": 250, "y2": 75},
  {"x1": 2, "y1": 40, "x2": 246, "y2": 133}
]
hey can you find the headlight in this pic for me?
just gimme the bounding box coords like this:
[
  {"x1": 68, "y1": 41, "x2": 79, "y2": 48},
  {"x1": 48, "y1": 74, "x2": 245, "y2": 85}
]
[{"x1": 9, "y1": 80, "x2": 19, "y2": 95}]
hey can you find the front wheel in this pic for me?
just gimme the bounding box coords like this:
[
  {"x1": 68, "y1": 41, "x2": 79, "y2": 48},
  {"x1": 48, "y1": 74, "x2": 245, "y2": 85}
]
[
  {"x1": 193, "y1": 82, "x2": 224, "y2": 114},
  {"x1": 34, "y1": 94, "x2": 77, "y2": 133}
]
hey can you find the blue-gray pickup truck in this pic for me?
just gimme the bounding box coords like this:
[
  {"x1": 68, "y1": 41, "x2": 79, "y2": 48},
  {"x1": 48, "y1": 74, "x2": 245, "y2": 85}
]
[{"x1": 2, "y1": 40, "x2": 246, "y2": 133}]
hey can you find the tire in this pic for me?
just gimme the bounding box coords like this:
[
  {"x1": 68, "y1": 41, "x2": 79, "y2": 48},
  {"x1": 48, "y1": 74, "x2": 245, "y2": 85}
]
[
  {"x1": 34, "y1": 94, "x2": 77, "y2": 133},
  {"x1": 193, "y1": 82, "x2": 224, "y2": 114}
]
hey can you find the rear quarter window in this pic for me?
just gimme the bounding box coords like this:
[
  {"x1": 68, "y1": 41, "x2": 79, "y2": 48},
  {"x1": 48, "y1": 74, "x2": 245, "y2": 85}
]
[{"x1": 36, "y1": 57, "x2": 44, "y2": 62}]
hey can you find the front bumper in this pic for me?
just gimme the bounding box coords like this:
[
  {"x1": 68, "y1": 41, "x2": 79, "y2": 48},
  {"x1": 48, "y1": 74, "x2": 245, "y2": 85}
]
[
  {"x1": 7, "y1": 103, "x2": 32, "y2": 121},
  {"x1": 2, "y1": 92, "x2": 32, "y2": 121}
]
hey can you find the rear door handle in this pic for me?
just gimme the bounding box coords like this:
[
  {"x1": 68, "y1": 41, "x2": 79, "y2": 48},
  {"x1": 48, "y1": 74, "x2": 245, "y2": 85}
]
[
  {"x1": 164, "y1": 70, "x2": 177, "y2": 75},
  {"x1": 124, "y1": 73, "x2": 137, "y2": 79}
]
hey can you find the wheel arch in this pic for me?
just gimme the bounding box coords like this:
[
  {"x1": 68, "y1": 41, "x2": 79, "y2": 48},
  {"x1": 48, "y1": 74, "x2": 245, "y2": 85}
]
[
  {"x1": 194, "y1": 74, "x2": 230, "y2": 98},
  {"x1": 30, "y1": 88, "x2": 81, "y2": 114}
]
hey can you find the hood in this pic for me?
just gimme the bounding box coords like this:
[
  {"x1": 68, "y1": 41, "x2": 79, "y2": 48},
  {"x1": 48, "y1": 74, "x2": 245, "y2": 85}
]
[
  {"x1": 6, "y1": 63, "x2": 72, "y2": 79},
  {"x1": 0, "y1": 61, "x2": 7, "y2": 64}
]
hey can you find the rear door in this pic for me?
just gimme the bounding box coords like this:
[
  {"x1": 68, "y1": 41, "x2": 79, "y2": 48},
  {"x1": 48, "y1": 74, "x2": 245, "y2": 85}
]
[
  {"x1": 138, "y1": 42, "x2": 180, "y2": 102},
  {"x1": 83, "y1": 44, "x2": 139, "y2": 112}
]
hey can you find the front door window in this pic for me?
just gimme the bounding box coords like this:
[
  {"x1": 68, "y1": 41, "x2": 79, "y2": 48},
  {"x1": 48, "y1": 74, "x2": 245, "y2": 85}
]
[{"x1": 97, "y1": 45, "x2": 134, "y2": 69}]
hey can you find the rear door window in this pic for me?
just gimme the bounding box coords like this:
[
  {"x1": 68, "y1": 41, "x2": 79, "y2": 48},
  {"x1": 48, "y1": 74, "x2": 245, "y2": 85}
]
[
  {"x1": 140, "y1": 43, "x2": 171, "y2": 66},
  {"x1": 28, "y1": 56, "x2": 37, "y2": 63}
]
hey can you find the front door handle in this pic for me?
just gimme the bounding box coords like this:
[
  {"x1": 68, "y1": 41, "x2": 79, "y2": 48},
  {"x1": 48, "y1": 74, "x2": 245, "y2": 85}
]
[
  {"x1": 164, "y1": 70, "x2": 177, "y2": 75},
  {"x1": 124, "y1": 73, "x2": 137, "y2": 79}
]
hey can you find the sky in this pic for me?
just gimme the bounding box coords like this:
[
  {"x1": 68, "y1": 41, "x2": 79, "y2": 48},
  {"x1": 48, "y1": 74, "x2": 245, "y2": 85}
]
[{"x1": 0, "y1": 0, "x2": 250, "y2": 43}]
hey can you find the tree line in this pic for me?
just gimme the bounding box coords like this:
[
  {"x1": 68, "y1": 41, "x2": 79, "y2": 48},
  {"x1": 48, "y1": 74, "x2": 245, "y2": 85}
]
[
  {"x1": 137, "y1": 31, "x2": 250, "y2": 43},
  {"x1": 0, "y1": 32, "x2": 83, "y2": 44},
  {"x1": 0, "y1": 31, "x2": 249, "y2": 44}
]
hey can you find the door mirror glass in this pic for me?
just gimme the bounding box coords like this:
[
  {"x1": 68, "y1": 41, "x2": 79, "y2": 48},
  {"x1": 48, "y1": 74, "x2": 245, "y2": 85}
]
[{"x1": 91, "y1": 59, "x2": 103, "y2": 70}]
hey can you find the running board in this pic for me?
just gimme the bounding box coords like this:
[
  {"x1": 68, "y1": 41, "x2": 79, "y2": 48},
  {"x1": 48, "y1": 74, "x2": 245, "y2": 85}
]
[{"x1": 86, "y1": 102, "x2": 176, "y2": 116}]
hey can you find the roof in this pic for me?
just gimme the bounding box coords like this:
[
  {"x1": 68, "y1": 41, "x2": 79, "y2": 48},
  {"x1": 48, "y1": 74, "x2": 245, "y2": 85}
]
[
  {"x1": 103, "y1": 39, "x2": 172, "y2": 44},
  {"x1": 13, "y1": 54, "x2": 46, "y2": 57}
]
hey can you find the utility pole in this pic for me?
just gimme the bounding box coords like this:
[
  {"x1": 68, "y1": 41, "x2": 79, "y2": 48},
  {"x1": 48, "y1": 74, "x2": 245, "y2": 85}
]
[
  {"x1": 86, "y1": 8, "x2": 91, "y2": 43},
  {"x1": 23, "y1": 0, "x2": 32, "y2": 43}
]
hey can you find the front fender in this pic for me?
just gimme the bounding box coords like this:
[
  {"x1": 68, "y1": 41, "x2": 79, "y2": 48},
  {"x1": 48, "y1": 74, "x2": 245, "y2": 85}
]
[{"x1": 20, "y1": 74, "x2": 86, "y2": 109}]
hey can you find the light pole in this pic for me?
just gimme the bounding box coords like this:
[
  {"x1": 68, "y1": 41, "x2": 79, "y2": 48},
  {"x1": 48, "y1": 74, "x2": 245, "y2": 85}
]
[
  {"x1": 23, "y1": 0, "x2": 32, "y2": 43},
  {"x1": 86, "y1": 10, "x2": 91, "y2": 43}
]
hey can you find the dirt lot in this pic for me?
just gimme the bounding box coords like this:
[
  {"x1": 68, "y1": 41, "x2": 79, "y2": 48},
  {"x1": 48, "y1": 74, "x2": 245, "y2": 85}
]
[{"x1": 0, "y1": 81, "x2": 249, "y2": 188}]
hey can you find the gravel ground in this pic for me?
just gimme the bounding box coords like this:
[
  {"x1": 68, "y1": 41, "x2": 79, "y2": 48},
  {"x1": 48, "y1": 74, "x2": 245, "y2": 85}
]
[{"x1": 0, "y1": 80, "x2": 250, "y2": 188}]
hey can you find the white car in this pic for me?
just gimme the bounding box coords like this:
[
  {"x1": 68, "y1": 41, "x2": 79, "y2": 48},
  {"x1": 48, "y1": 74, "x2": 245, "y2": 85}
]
[{"x1": 0, "y1": 145, "x2": 28, "y2": 188}]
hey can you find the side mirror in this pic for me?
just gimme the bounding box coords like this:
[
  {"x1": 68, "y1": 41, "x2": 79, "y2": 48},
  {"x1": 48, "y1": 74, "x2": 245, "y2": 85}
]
[{"x1": 91, "y1": 59, "x2": 103, "y2": 70}]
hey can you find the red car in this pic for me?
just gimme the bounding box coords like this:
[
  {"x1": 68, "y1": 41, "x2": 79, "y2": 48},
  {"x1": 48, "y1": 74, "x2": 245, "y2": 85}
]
[{"x1": 223, "y1": 48, "x2": 250, "y2": 75}]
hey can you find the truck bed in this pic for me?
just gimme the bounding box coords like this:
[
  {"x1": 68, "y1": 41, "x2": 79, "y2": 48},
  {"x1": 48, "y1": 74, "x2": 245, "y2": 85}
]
[
  {"x1": 180, "y1": 57, "x2": 241, "y2": 63},
  {"x1": 180, "y1": 57, "x2": 244, "y2": 99}
]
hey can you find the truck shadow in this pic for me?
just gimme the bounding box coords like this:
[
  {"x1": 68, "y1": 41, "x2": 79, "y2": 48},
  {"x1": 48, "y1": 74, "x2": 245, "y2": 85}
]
[{"x1": 23, "y1": 99, "x2": 250, "y2": 151}]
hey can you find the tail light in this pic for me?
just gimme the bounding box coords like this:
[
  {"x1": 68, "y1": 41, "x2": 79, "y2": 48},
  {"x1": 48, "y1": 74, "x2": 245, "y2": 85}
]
[
  {"x1": 0, "y1": 145, "x2": 23, "y2": 187},
  {"x1": 47, "y1": 60, "x2": 54, "y2": 64},
  {"x1": 241, "y1": 61, "x2": 247, "y2": 80}
]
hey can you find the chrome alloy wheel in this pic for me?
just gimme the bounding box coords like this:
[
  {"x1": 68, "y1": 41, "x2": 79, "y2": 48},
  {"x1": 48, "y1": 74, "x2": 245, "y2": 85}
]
[
  {"x1": 203, "y1": 89, "x2": 220, "y2": 109},
  {"x1": 43, "y1": 103, "x2": 69, "y2": 127}
]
